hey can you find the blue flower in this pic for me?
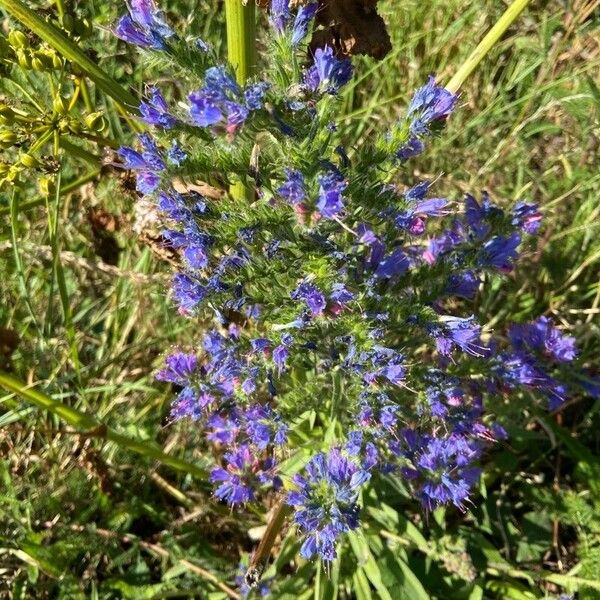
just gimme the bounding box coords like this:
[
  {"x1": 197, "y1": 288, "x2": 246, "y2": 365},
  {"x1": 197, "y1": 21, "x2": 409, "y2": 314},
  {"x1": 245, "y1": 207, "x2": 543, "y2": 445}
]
[
  {"x1": 172, "y1": 273, "x2": 205, "y2": 312},
  {"x1": 478, "y1": 233, "x2": 521, "y2": 272},
  {"x1": 395, "y1": 136, "x2": 425, "y2": 160},
  {"x1": 407, "y1": 75, "x2": 457, "y2": 136},
  {"x1": 512, "y1": 202, "x2": 542, "y2": 234},
  {"x1": 305, "y1": 46, "x2": 353, "y2": 95},
  {"x1": 287, "y1": 449, "x2": 370, "y2": 561},
  {"x1": 410, "y1": 434, "x2": 481, "y2": 511},
  {"x1": 446, "y1": 271, "x2": 480, "y2": 299},
  {"x1": 189, "y1": 91, "x2": 223, "y2": 126},
  {"x1": 270, "y1": 0, "x2": 291, "y2": 33},
  {"x1": 291, "y1": 2, "x2": 318, "y2": 46},
  {"x1": 316, "y1": 166, "x2": 347, "y2": 218},
  {"x1": 509, "y1": 317, "x2": 577, "y2": 363},
  {"x1": 140, "y1": 86, "x2": 177, "y2": 128},
  {"x1": 115, "y1": 0, "x2": 173, "y2": 49},
  {"x1": 430, "y1": 316, "x2": 486, "y2": 357},
  {"x1": 210, "y1": 445, "x2": 281, "y2": 505},
  {"x1": 277, "y1": 168, "x2": 306, "y2": 205},
  {"x1": 166, "y1": 142, "x2": 187, "y2": 165},
  {"x1": 374, "y1": 248, "x2": 410, "y2": 279},
  {"x1": 156, "y1": 352, "x2": 198, "y2": 384},
  {"x1": 244, "y1": 82, "x2": 270, "y2": 110}
]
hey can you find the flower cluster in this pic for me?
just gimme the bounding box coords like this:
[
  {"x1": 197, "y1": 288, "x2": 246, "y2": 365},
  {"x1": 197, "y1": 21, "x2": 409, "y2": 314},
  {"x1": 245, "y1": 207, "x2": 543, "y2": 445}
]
[{"x1": 115, "y1": 0, "x2": 589, "y2": 569}]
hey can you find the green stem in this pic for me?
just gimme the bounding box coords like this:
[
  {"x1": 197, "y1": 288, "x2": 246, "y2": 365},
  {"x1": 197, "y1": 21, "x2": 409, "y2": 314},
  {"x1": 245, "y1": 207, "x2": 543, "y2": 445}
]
[
  {"x1": 446, "y1": 0, "x2": 533, "y2": 94},
  {"x1": 225, "y1": 0, "x2": 256, "y2": 86},
  {"x1": 0, "y1": 0, "x2": 138, "y2": 109},
  {"x1": 225, "y1": 0, "x2": 256, "y2": 202},
  {"x1": 0, "y1": 371, "x2": 208, "y2": 480}
]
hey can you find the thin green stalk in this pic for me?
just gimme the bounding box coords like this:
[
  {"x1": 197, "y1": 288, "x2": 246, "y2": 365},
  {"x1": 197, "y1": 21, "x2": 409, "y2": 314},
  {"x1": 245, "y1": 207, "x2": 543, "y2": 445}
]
[
  {"x1": 9, "y1": 190, "x2": 44, "y2": 339},
  {"x1": 0, "y1": 0, "x2": 138, "y2": 109},
  {"x1": 46, "y1": 154, "x2": 81, "y2": 374},
  {"x1": 446, "y1": 0, "x2": 533, "y2": 94},
  {"x1": 225, "y1": 0, "x2": 256, "y2": 202},
  {"x1": 0, "y1": 371, "x2": 208, "y2": 480}
]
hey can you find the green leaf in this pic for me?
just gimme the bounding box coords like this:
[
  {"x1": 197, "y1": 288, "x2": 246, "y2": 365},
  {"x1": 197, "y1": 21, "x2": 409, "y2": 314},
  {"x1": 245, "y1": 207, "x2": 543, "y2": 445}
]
[
  {"x1": 378, "y1": 547, "x2": 430, "y2": 600},
  {"x1": 348, "y1": 531, "x2": 393, "y2": 600},
  {"x1": 544, "y1": 419, "x2": 600, "y2": 501},
  {"x1": 352, "y1": 569, "x2": 373, "y2": 600}
]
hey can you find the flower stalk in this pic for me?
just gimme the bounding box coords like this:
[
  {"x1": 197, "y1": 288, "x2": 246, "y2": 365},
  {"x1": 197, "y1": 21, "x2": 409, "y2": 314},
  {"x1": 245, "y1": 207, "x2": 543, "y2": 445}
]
[
  {"x1": 225, "y1": 0, "x2": 256, "y2": 202},
  {"x1": 446, "y1": 0, "x2": 533, "y2": 94}
]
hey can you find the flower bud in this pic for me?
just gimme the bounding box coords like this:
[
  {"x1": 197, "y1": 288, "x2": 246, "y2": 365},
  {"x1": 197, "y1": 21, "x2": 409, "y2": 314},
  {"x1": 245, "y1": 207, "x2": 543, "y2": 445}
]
[
  {"x1": 0, "y1": 105, "x2": 16, "y2": 125},
  {"x1": 20, "y1": 153, "x2": 39, "y2": 168},
  {"x1": 50, "y1": 51, "x2": 63, "y2": 69},
  {"x1": 84, "y1": 111, "x2": 106, "y2": 132},
  {"x1": 32, "y1": 50, "x2": 53, "y2": 71},
  {"x1": 58, "y1": 117, "x2": 71, "y2": 133},
  {"x1": 53, "y1": 95, "x2": 68, "y2": 115},
  {"x1": 15, "y1": 49, "x2": 32, "y2": 70},
  {"x1": 67, "y1": 118, "x2": 81, "y2": 134},
  {"x1": 8, "y1": 30, "x2": 29, "y2": 50},
  {"x1": 0, "y1": 130, "x2": 18, "y2": 145}
]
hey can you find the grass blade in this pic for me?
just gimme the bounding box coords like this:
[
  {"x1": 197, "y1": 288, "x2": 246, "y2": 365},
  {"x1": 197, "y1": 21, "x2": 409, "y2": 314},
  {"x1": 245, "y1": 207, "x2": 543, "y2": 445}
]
[{"x1": 0, "y1": 371, "x2": 208, "y2": 480}]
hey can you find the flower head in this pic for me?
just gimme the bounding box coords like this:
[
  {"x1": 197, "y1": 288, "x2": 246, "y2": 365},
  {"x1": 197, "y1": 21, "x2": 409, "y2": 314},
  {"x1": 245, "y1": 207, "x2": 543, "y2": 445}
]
[{"x1": 287, "y1": 449, "x2": 370, "y2": 560}]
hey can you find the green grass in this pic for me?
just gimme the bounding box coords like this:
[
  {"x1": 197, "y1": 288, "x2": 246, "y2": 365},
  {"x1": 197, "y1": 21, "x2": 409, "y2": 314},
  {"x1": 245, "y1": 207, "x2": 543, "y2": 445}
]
[{"x1": 1, "y1": 0, "x2": 599, "y2": 598}]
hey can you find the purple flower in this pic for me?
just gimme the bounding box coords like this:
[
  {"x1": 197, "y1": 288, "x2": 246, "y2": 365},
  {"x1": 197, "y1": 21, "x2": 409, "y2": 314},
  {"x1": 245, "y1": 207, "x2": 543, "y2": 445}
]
[
  {"x1": 189, "y1": 91, "x2": 223, "y2": 126},
  {"x1": 512, "y1": 201, "x2": 542, "y2": 234},
  {"x1": 478, "y1": 233, "x2": 521, "y2": 272},
  {"x1": 287, "y1": 449, "x2": 370, "y2": 561},
  {"x1": 305, "y1": 46, "x2": 353, "y2": 95},
  {"x1": 244, "y1": 405, "x2": 288, "y2": 449},
  {"x1": 410, "y1": 434, "x2": 481, "y2": 511},
  {"x1": 140, "y1": 86, "x2": 177, "y2": 128},
  {"x1": 166, "y1": 142, "x2": 187, "y2": 166},
  {"x1": 374, "y1": 249, "x2": 410, "y2": 279},
  {"x1": 204, "y1": 66, "x2": 241, "y2": 99},
  {"x1": 407, "y1": 76, "x2": 457, "y2": 136},
  {"x1": 292, "y1": 282, "x2": 327, "y2": 316},
  {"x1": 509, "y1": 317, "x2": 578, "y2": 363},
  {"x1": 136, "y1": 171, "x2": 161, "y2": 194},
  {"x1": 395, "y1": 136, "x2": 425, "y2": 160},
  {"x1": 210, "y1": 445, "x2": 280, "y2": 505},
  {"x1": 273, "y1": 344, "x2": 288, "y2": 371},
  {"x1": 446, "y1": 271, "x2": 480, "y2": 299},
  {"x1": 115, "y1": 0, "x2": 173, "y2": 49},
  {"x1": 277, "y1": 168, "x2": 306, "y2": 205},
  {"x1": 270, "y1": 0, "x2": 291, "y2": 33},
  {"x1": 316, "y1": 166, "x2": 347, "y2": 218},
  {"x1": 291, "y1": 2, "x2": 318, "y2": 46},
  {"x1": 172, "y1": 273, "x2": 205, "y2": 311},
  {"x1": 244, "y1": 82, "x2": 270, "y2": 110},
  {"x1": 156, "y1": 352, "x2": 198, "y2": 384},
  {"x1": 464, "y1": 192, "x2": 502, "y2": 239},
  {"x1": 430, "y1": 316, "x2": 486, "y2": 357},
  {"x1": 224, "y1": 101, "x2": 249, "y2": 126}
]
